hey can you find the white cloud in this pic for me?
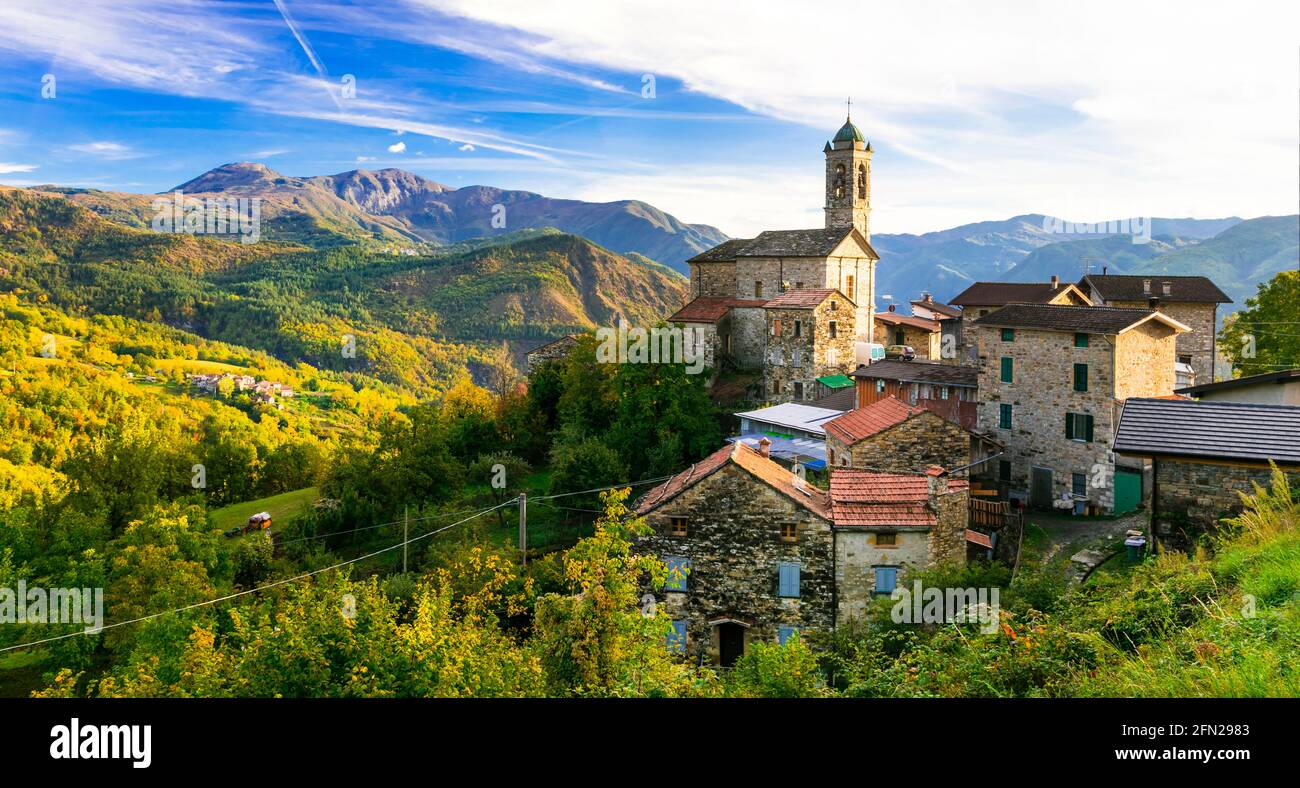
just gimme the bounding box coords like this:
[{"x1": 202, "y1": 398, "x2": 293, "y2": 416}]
[
  {"x1": 458, "y1": 143, "x2": 475, "y2": 152},
  {"x1": 387, "y1": 141, "x2": 407, "y2": 153},
  {"x1": 356, "y1": 155, "x2": 376, "y2": 162},
  {"x1": 68, "y1": 141, "x2": 139, "y2": 160},
  {"x1": 416, "y1": 0, "x2": 1300, "y2": 233},
  {"x1": 0, "y1": 162, "x2": 37, "y2": 174}
]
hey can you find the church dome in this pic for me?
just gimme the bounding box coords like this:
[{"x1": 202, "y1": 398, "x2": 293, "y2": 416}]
[{"x1": 832, "y1": 118, "x2": 865, "y2": 144}]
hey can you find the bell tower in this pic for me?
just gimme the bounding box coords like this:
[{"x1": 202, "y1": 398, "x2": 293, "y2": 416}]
[{"x1": 824, "y1": 100, "x2": 872, "y2": 238}]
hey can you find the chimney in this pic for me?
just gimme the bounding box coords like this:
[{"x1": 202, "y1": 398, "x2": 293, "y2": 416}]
[
  {"x1": 1142, "y1": 279, "x2": 1151, "y2": 294},
  {"x1": 1162, "y1": 281, "x2": 1172, "y2": 296},
  {"x1": 925, "y1": 465, "x2": 948, "y2": 498},
  {"x1": 922, "y1": 292, "x2": 932, "y2": 303},
  {"x1": 758, "y1": 437, "x2": 771, "y2": 458},
  {"x1": 1050, "y1": 275, "x2": 1059, "y2": 289}
]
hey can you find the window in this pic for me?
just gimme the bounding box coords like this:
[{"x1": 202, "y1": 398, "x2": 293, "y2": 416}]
[
  {"x1": 771, "y1": 379, "x2": 780, "y2": 395},
  {"x1": 770, "y1": 348, "x2": 783, "y2": 365},
  {"x1": 940, "y1": 386, "x2": 950, "y2": 400},
  {"x1": 979, "y1": 309, "x2": 990, "y2": 317},
  {"x1": 998, "y1": 460, "x2": 1011, "y2": 482},
  {"x1": 829, "y1": 300, "x2": 838, "y2": 311},
  {"x1": 1179, "y1": 354, "x2": 1193, "y2": 365},
  {"x1": 829, "y1": 321, "x2": 838, "y2": 338},
  {"x1": 1002, "y1": 328, "x2": 1015, "y2": 342},
  {"x1": 795, "y1": 282, "x2": 804, "y2": 290},
  {"x1": 1072, "y1": 473, "x2": 1087, "y2": 498},
  {"x1": 667, "y1": 620, "x2": 687, "y2": 654},
  {"x1": 777, "y1": 562, "x2": 800, "y2": 598},
  {"x1": 669, "y1": 517, "x2": 688, "y2": 538},
  {"x1": 845, "y1": 275, "x2": 855, "y2": 297},
  {"x1": 755, "y1": 280, "x2": 763, "y2": 298},
  {"x1": 895, "y1": 329, "x2": 905, "y2": 345},
  {"x1": 1073, "y1": 363, "x2": 1088, "y2": 392},
  {"x1": 664, "y1": 556, "x2": 690, "y2": 592},
  {"x1": 875, "y1": 532, "x2": 897, "y2": 547},
  {"x1": 999, "y1": 403, "x2": 1013, "y2": 430},
  {"x1": 1065, "y1": 412, "x2": 1095, "y2": 442},
  {"x1": 825, "y1": 348, "x2": 838, "y2": 365},
  {"x1": 827, "y1": 448, "x2": 835, "y2": 465},
  {"x1": 778, "y1": 626, "x2": 798, "y2": 646},
  {"x1": 1075, "y1": 332, "x2": 1089, "y2": 348},
  {"x1": 874, "y1": 566, "x2": 898, "y2": 594},
  {"x1": 793, "y1": 381, "x2": 804, "y2": 400},
  {"x1": 794, "y1": 320, "x2": 802, "y2": 338},
  {"x1": 1000, "y1": 356, "x2": 1013, "y2": 383},
  {"x1": 875, "y1": 379, "x2": 886, "y2": 394},
  {"x1": 772, "y1": 319, "x2": 782, "y2": 337},
  {"x1": 780, "y1": 522, "x2": 798, "y2": 543}
]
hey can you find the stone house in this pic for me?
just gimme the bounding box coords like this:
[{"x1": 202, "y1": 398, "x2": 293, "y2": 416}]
[
  {"x1": 763, "y1": 288, "x2": 857, "y2": 403},
  {"x1": 949, "y1": 278, "x2": 1090, "y2": 363},
  {"x1": 972, "y1": 303, "x2": 1190, "y2": 513},
  {"x1": 874, "y1": 309, "x2": 940, "y2": 359},
  {"x1": 910, "y1": 293, "x2": 961, "y2": 323},
  {"x1": 1176, "y1": 368, "x2": 1300, "y2": 406},
  {"x1": 636, "y1": 439, "x2": 971, "y2": 663},
  {"x1": 1078, "y1": 274, "x2": 1231, "y2": 387},
  {"x1": 830, "y1": 467, "x2": 969, "y2": 623},
  {"x1": 849, "y1": 359, "x2": 979, "y2": 429},
  {"x1": 822, "y1": 395, "x2": 978, "y2": 472},
  {"x1": 1114, "y1": 397, "x2": 1300, "y2": 550},
  {"x1": 635, "y1": 440, "x2": 836, "y2": 666},
  {"x1": 665, "y1": 296, "x2": 768, "y2": 371},
  {"x1": 524, "y1": 334, "x2": 581, "y2": 373}
]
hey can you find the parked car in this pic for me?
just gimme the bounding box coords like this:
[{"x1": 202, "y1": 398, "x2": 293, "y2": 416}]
[
  {"x1": 222, "y1": 526, "x2": 242, "y2": 538},
  {"x1": 885, "y1": 344, "x2": 916, "y2": 361}
]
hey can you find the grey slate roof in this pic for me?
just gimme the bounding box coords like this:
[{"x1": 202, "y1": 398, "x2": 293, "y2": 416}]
[
  {"x1": 970, "y1": 303, "x2": 1167, "y2": 334},
  {"x1": 736, "y1": 228, "x2": 879, "y2": 259},
  {"x1": 949, "y1": 281, "x2": 1077, "y2": 306},
  {"x1": 1079, "y1": 274, "x2": 1231, "y2": 304},
  {"x1": 1176, "y1": 368, "x2": 1300, "y2": 397},
  {"x1": 1114, "y1": 398, "x2": 1300, "y2": 464},
  {"x1": 849, "y1": 360, "x2": 978, "y2": 387},
  {"x1": 686, "y1": 238, "x2": 752, "y2": 264}
]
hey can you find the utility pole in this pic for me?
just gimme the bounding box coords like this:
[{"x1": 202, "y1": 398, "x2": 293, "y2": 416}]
[
  {"x1": 402, "y1": 506, "x2": 409, "y2": 574},
  {"x1": 518, "y1": 492, "x2": 527, "y2": 567}
]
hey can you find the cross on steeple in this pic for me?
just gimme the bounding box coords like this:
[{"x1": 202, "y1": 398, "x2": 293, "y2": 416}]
[{"x1": 846, "y1": 96, "x2": 852, "y2": 119}]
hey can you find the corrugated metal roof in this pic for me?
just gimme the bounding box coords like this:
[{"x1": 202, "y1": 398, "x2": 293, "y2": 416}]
[
  {"x1": 734, "y1": 402, "x2": 844, "y2": 435},
  {"x1": 1113, "y1": 398, "x2": 1300, "y2": 464}
]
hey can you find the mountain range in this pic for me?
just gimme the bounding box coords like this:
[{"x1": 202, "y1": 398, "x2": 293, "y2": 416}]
[{"x1": 31, "y1": 162, "x2": 725, "y2": 272}]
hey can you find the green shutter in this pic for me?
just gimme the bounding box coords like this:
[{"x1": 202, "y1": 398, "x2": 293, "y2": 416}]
[
  {"x1": 1000, "y1": 356, "x2": 1013, "y2": 383},
  {"x1": 1074, "y1": 363, "x2": 1088, "y2": 392},
  {"x1": 1075, "y1": 332, "x2": 1089, "y2": 348},
  {"x1": 1002, "y1": 328, "x2": 1015, "y2": 342},
  {"x1": 1000, "y1": 403, "x2": 1012, "y2": 429},
  {"x1": 1065, "y1": 412, "x2": 1074, "y2": 440},
  {"x1": 1084, "y1": 414, "x2": 1095, "y2": 442}
]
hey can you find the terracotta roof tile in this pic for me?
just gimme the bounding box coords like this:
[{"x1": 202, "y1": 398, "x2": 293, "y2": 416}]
[
  {"x1": 636, "y1": 442, "x2": 832, "y2": 519},
  {"x1": 763, "y1": 288, "x2": 840, "y2": 309},
  {"x1": 668, "y1": 296, "x2": 767, "y2": 323},
  {"x1": 828, "y1": 468, "x2": 967, "y2": 528},
  {"x1": 823, "y1": 396, "x2": 914, "y2": 445},
  {"x1": 875, "y1": 312, "x2": 939, "y2": 331}
]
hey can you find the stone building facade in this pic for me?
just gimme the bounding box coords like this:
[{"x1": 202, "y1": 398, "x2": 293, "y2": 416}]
[
  {"x1": 823, "y1": 396, "x2": 974, "y2": 472},
  {"x1": 973, "y1": 304, "x2": 1188, "y2": 512},
  {"x1": 524, "y1": 334, "x2": 581, "y2": 373},
  {"x1": 635, "y1": 441, "x2": 836, "y2": 666},
  {"x1": 1079, "y1": 275, "x2": 1231, "y2": 387},
  {"x1": 763, "y1": 289, "x2": 857, "y2": 402},
  {"x1": 873, "y1": 311, "x2": 941, "y2": 359},
  {"x1": 949, "y1": 280, "x2": 1090, "y2": 364},
  {"x1": 831, "y1": 469, "x2": 969, "y2": 623}
]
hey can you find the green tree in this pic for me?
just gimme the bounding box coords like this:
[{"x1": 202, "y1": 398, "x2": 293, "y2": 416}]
[{"x1": 1220, "y1": 270, "x2": 1300, "y2": 376}]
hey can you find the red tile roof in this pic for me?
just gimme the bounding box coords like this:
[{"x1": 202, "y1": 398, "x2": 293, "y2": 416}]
[
  {"x1": 829, "y1": 468, "x2": 968, "y2": 527},
  {"x1": 874, "y1": 312, "x2": 939, "y2": 331},
  {"x1": 668, "y1": 296, "x2": 768, "y2": 323},
  {"x1": 763, "y1": 288, "x2": 841, "y2": 309},
  {"x1": 966, "y1": 529, "x2": 993, "y2": 549},
  {"x1": 636, "y1": 442, "x2": 832, "y2": 519},
  {"x1": 823, "y1": 396, "x2": 915, "y2": 445}
]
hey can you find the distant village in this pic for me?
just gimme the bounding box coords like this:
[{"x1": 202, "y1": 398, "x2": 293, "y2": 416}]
[
  {"x1": 188, "y1": 372, "x2": 295, "y2": 408},
  {"x1": 527, "y1": 116, "x2": 1300, "y2": 667}
]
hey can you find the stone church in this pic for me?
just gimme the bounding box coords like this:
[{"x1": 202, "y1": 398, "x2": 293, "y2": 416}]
[{"x1": 670, "y1": 115, "x2": 881, "y2": 402}]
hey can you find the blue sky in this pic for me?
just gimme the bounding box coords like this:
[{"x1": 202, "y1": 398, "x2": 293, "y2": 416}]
[{"x1": 1, "y1": 0, "x2": 1296, "y2": 236}]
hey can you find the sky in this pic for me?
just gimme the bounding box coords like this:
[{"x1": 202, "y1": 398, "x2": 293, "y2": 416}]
[{"x1": 0, "y1": 0, "x2": 1296, "y2": 237}]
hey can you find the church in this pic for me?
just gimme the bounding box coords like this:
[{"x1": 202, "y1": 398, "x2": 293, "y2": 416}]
[{"x1": 670, "y1": 113, "x2": 882, "y2": 403}]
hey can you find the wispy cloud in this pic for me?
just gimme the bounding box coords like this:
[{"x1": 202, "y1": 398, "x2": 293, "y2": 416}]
[
  {"x1": 68, "y1": 141, "x2": 139, "y2": 159},
  {"x1": 0, "y1": 162, "x2": 37, "y2": 174}
]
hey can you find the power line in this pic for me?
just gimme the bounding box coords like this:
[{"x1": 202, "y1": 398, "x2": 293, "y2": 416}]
[
  {"x1": 0, "y1": 499, "x2": 516, "y2": 655},
  {"x1": 532, "y1": 475, "x2": 674, "y2": 501}
]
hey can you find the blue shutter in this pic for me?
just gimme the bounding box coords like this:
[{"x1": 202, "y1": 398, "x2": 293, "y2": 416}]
[
  {"x1": 664, "y1": 556, "x2": 689, "y2": 592},
  {"x1": 667, "y1": 620, "x2": 687, "y2": 653},
  {"x1": 778, "y1": 626, "x2": 797, "y2": 646},
  {"x1": 778, "y1": 562, "x2": 800, "y2": 597},
  {"x1": 874, "y1": 566, "x2": 898, "y2": 594}
]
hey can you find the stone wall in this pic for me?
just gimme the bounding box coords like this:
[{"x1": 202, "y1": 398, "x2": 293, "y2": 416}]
[
  {"x1": 1152, "y1": 458, "x2": 1300, "y2": 550},
  {"x1": 976, "y1": 326, "x2": 1121, "y2": 511},
  {"x1": 826, "y1": 410, "x2": 971, "y2": 472},
  {"x1": 1113, "y1": 320, "x2": 1180, "y2": 399},
  {"x1": 727, "y1": 307, "x2": 767, "y2": 370},
  {"x1": 689, "y1": 261, "x2": 737, "y2": 299},
  {"x1": 834, "y1": 529, "x2": 929, "y2": 623},
  {"x1": 763, "y1": 291, "x2": 856, "y2": 403},
  {"x1": 636, "y1": 463, "x2": 836, "y2": 663},
  {"x1": 524, "y1": 335, "x2": 579, "y2": 373},
  {"x1": 1110, "y1": 300, "x2": 1216, "y2": 385},
  {"x1": 874, "y1": 320, "x2": 939, "y2": 359}
]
